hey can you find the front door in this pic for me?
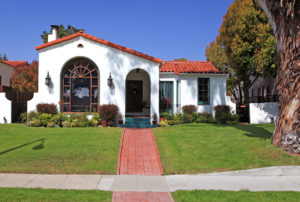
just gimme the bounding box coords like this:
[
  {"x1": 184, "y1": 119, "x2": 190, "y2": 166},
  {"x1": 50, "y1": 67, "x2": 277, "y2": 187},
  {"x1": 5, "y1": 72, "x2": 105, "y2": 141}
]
[{"x1": 126, "y1": 80, "x2": 143, "y2": 113}]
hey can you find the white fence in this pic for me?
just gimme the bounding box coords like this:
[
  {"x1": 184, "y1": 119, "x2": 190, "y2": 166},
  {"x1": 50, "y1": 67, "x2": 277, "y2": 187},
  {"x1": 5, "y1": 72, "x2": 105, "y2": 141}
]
[{"x1": 249, "y1": 102, "x2": 278, "y2": 124}]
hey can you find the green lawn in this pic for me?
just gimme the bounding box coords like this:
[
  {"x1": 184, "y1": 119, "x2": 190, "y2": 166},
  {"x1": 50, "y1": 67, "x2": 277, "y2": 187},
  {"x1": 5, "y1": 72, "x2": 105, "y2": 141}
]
[
  {"x1": 0, "y1": 124, "x2": 121, "y2": 174},
  {"x1": 0, "y1": 188, "x2": 112, "y2": 202},
  {"x1": 153, "y1": 123, "x2": 300, "y2": 174},
  {"x1": 172, "y1": 190, "x2": 300, "y2": 202}
]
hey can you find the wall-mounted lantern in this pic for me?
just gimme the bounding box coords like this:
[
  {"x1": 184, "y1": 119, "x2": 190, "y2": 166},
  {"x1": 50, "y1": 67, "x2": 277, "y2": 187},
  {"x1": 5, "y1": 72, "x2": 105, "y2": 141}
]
[
  {"x1": 45, "y1": 71, "x2": 51, "y2": 86},
  {"x1": 107, "y1": 72, "x2": 113, "y2": 87}
]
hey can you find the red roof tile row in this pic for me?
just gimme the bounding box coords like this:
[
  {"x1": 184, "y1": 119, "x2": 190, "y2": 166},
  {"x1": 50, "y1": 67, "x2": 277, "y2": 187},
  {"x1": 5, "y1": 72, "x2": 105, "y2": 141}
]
[
  {"x1": 0, "y1": 60, "x2": 28, "y2": 67},
  {"x1": 35, "y1": 31, "x2": 162, "y2": 64},
  {"x1": 160, "y1": 61, "x2": 224, "y2": 74}
]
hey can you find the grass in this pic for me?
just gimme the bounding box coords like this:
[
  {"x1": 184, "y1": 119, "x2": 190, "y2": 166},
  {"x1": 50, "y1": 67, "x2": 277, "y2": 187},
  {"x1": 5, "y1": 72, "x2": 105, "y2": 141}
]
[
  {"x1": 0, "y1": 188, "x2": 112, "y2": 202},
  {"x1": 172, "y1": 190, "x2": 300, "y2": 202},
  {"x1": 0, "y1": 124, "x2": 122, "y2": 174},
  {"x1": 153, "y1": 123, "x2": 300, "y2": 174}
]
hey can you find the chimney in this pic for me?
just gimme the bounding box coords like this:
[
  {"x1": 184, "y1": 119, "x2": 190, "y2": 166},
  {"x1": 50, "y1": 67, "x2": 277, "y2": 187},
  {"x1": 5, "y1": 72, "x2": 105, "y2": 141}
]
[{"x1": 48, "y1": 25, "x2": 59, "y2": 42}]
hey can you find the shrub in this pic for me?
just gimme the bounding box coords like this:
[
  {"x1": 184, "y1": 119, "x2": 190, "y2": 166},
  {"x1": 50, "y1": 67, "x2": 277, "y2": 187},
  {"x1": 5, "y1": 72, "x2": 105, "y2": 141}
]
[
  {"x1": 192, "y1": 112, "x2": 197, "y2": 122},
  {"x1": 53, "y1": 113, "x2": 67, "y2": 126},
  {"x1": 20, "y1": 112, "x2": 27, "y2": 123},
  {"x1": 99, "y1": 104, "x2": 119, "y2": 126},
  {"x1": 159, "y1": 120, "x2": 169, "y2": 127},
  {"x1": 36, "y1": 103, "x2": 58, "y2": 115},
  {"x1": 228, "y1": 114, "x2": 239, "y2": 124},
  {"x1": 92, "y1": 114, "x2": 101, "y2": 125},
  {"x1": 196, "y1": 112, "x2": 215, "y2": 123},
  {"x1": 166, "y1": 120, "x2": 180, "y2": 125},
  {"x1": 62, "y1": 120, "x2": 71, "y2": 128},
  {"x1": 39, "y1": 113, "x2": 53, "y2": 127},
  {"x1": 162, "y1": 112, "x2": 174, "y2": 120},
  {"x1": 214, "y1": 105, "x2": 230, "y2": 119},
  {"x1": 182, "y1": 105, "x2": 197, "y2": 115},
  {"x1": 28, "y1": 111, "x2": 39, "y2": 122},
  {"x1": 29, "y1": 118, "x2": 40, "y2": 127},
  {"x1": 182, "y1": 113, "x2": 193, "y2": 123}
]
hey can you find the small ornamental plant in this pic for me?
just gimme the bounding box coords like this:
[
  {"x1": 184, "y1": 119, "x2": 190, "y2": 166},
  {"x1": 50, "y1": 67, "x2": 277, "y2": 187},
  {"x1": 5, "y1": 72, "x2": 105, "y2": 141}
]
[{"x1": 152, "y1": 113, "x2": 158, "y2": 125}]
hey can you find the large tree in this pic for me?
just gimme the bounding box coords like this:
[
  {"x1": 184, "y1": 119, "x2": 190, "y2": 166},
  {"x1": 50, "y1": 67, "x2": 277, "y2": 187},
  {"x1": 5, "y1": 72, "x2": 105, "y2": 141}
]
[
  {"x1": 256, "y1": 0, "x2": 300, "y2": 153},
  {"x1": 41, "y1": 25, "x2": 81, "y2": 43},
  {"x1": 207, "y1": 0, "x2": 277, "y2": 104},
  {"x1": 10, "y1": 61, "x2": 38, "y2": 93}
]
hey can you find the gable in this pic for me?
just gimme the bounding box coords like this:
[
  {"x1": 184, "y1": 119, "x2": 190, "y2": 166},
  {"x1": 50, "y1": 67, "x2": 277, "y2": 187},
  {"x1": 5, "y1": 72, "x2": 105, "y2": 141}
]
[{"x1": 35, "y1": 31, "x2": 162, "y2": 64}]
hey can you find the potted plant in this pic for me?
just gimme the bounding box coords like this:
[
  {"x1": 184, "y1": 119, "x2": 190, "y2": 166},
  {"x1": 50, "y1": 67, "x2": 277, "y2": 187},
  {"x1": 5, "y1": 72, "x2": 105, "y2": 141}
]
[
  {"x1": 152, "y1": 113, "x2": 157, "y2": 125},
  {"x1": 101, "y1": 120, "x2": 107, "y2": 127},
  {"x1": 118, "y1": 113, "x2": 123, "y2": 124}
]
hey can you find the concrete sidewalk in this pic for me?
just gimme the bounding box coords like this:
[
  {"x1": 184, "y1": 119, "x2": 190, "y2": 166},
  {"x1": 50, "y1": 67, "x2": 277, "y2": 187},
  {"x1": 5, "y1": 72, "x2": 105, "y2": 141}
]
[{"x1": 0, "y1": 166, "x2": 299, "y2": 192}]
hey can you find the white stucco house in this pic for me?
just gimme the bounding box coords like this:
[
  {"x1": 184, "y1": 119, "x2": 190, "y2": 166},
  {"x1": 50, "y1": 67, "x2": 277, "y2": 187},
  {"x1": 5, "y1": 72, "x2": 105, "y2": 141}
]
[{"x1": 22, "y1": 26, "x2": 234, "y2": 123}]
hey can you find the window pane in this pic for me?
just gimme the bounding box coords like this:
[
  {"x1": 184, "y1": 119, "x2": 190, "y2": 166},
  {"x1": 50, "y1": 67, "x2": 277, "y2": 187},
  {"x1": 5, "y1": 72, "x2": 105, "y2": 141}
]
[{"x1": 198, "y1": 78, "x2": 209, "y2": 105}]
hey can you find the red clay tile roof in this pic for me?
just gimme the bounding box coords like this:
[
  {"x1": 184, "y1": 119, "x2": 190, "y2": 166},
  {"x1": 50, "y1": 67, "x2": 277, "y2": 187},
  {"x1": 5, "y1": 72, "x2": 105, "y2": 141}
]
[
  {"x1": 35, "y1": 31, "x2": 162, "y2": 63},
  {"x1": 160, "y1": 61, "x2": 224, "y2": 74},
  {"x1": 0, "y1": 60, "x2": 28, "y2": 67}
]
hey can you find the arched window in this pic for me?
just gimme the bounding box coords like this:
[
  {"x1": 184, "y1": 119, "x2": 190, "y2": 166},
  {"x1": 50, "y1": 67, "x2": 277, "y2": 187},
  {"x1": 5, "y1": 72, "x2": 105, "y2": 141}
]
[{"x1": 62, "y1": 58, "x2": 99, "y2": 112}]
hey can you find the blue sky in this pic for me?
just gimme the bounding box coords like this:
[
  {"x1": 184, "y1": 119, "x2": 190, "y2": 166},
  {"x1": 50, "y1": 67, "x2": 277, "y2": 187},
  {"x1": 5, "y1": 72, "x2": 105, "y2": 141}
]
[{"x1": 0, "y1": 0, "x2": 233, "y2": 62}]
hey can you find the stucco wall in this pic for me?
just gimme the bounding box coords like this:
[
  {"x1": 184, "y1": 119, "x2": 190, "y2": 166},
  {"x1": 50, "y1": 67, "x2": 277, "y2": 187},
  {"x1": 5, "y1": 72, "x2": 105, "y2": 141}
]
[
  {"x1": 250, "y1": 102, "x2": 278, "y2": 124},
  {"x1": 28, "y1": 36, "x2": 160, "y2": 117},
  {"x1": 160, "y1": 73, "x2": 236, "y2": 116},
  {"x1": 0, "y1": 93, "x2": 11, "y2": 123},
  {"x1": 0, "y1": 63, "x2": 14, "y2": 87}
]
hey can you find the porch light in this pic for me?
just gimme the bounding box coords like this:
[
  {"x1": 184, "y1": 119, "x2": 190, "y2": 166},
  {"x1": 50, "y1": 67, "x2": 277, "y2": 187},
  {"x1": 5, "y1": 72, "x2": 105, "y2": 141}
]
[
  {"x1": 45, "y1": 71, "x2": 51, "y2": 86},
  {"x1": 107, "y1": 72, "x2": 113, "y2": 87}
]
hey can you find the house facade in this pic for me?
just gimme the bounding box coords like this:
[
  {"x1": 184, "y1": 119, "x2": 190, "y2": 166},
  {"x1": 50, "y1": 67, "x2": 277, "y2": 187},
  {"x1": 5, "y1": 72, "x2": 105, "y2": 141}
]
[{"x1": 23, "y1": 26, "x2": 235, "y2": 122}]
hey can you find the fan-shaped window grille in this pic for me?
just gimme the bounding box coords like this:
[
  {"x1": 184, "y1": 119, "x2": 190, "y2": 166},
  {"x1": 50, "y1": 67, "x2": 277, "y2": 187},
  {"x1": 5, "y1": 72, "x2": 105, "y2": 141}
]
[{"x1": 62, "y1": 59, "x2": 99, "y2": 112}]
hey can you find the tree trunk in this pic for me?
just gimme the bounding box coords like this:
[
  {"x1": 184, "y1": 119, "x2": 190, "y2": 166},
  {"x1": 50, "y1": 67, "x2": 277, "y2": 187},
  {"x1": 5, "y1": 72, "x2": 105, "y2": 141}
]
[{"x1": 257, "y1": 0, "x2": 300, "y2": 153}]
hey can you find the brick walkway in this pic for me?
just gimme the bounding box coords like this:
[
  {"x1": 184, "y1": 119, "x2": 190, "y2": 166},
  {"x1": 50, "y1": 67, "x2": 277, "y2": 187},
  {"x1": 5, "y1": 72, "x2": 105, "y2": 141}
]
[
  {"x1": 113, "y1": 128, "x2": 174, "y2": 202},
  {"x1": 117, "y1": 128, "x2": 163, "y2": 176}
]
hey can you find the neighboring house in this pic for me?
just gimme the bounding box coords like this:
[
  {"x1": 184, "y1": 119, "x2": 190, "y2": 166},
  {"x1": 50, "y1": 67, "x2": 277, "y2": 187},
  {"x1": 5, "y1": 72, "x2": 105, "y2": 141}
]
[
  {"x1": 249, "y1": 76, "x2": 278, "y2": 103},
  {"x1": 248, "y1": 76, "x2": 279, "y2": 124},
  {"x1": 0, "y1": 60, "x2": 27, "y2": 87},
  {"x1": 24, "y1": 26, "x2": 235, "y2": 122},
  {"x1": 0, "y1": 60, "x2": 28, "y2": 123}
]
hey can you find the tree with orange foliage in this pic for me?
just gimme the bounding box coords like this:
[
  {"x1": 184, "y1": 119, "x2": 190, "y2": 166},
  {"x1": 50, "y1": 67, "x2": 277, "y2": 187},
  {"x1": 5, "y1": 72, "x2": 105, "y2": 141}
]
[{"x1": 11, "y1": 61, "x2": 38, "y2": 93}]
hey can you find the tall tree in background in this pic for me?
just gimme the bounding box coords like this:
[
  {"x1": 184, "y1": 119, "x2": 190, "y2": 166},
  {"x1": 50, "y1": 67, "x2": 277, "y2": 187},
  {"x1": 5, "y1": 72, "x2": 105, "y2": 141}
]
[
  {"x1": 11, "y1": 61, "x2": 38, "y2": 93},
  {"x1": 0, "y1": 53, "x2": 8, "y2": 61},
  {"x1": 206, "y1": 0, "x2": 277, "y2": 104},
  {"x1": 256, "y1": 0, "x2": 300, "y2": 153},
  {"x1": 41, "y1": 25, "x2": 81, "y2": 43}
]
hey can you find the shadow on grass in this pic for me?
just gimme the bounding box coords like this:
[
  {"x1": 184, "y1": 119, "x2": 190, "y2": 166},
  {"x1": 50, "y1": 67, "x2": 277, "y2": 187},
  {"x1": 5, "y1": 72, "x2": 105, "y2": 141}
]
[
  {"x1": 231, "y1": 124, "x2": 273, "y2": 140},
  {"x1": 0, "y1": 138, "x2": 46, "y2": 155},
  {"x1": 176, "y1": 123, "x2": 273, "y2": 140}
]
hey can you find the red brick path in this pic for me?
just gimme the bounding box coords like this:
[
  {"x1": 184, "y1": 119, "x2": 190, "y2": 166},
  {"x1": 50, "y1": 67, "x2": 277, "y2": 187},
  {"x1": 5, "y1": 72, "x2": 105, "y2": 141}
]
[
  {"x1": 112, "y1": 191, "x2": 174, "y2": 202},
  {"x1": 117, "y1": 129, "x2": 163, "y2": 175},
  {"x1": 113, "y1": 128, "x2": 174, "y2": 202}
]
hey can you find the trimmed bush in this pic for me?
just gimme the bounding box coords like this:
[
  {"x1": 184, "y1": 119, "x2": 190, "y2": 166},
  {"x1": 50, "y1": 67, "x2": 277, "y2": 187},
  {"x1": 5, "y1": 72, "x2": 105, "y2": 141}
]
[
  {"x1": 182, "y1": 105, "x2": 197, "y2": 115},
  {"x1": 99, "y1": 104, "x2": 119, "y2": 126},
  {"x1": 36, "y1": 103, "x2": 58, "y2": 115},
  {"x1": 214, "y1": 105, "x2": 230, "y2": 119}
]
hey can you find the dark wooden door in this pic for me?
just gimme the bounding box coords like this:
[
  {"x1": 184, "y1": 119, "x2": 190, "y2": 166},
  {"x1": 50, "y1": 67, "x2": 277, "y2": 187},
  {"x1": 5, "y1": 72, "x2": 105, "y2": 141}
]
[{"x1": 126, "y1": 80, "x2": 143, "y2": 113}]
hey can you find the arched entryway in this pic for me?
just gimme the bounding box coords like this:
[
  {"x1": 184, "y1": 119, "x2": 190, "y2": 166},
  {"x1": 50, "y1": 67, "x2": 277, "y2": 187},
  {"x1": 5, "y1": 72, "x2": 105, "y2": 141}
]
[
  {"x1": 125, "y1": 68, "x2": 150, "y2": 116},
  {"x1": 61, "y1": 58, "x2": 99, "y2": 113}
]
